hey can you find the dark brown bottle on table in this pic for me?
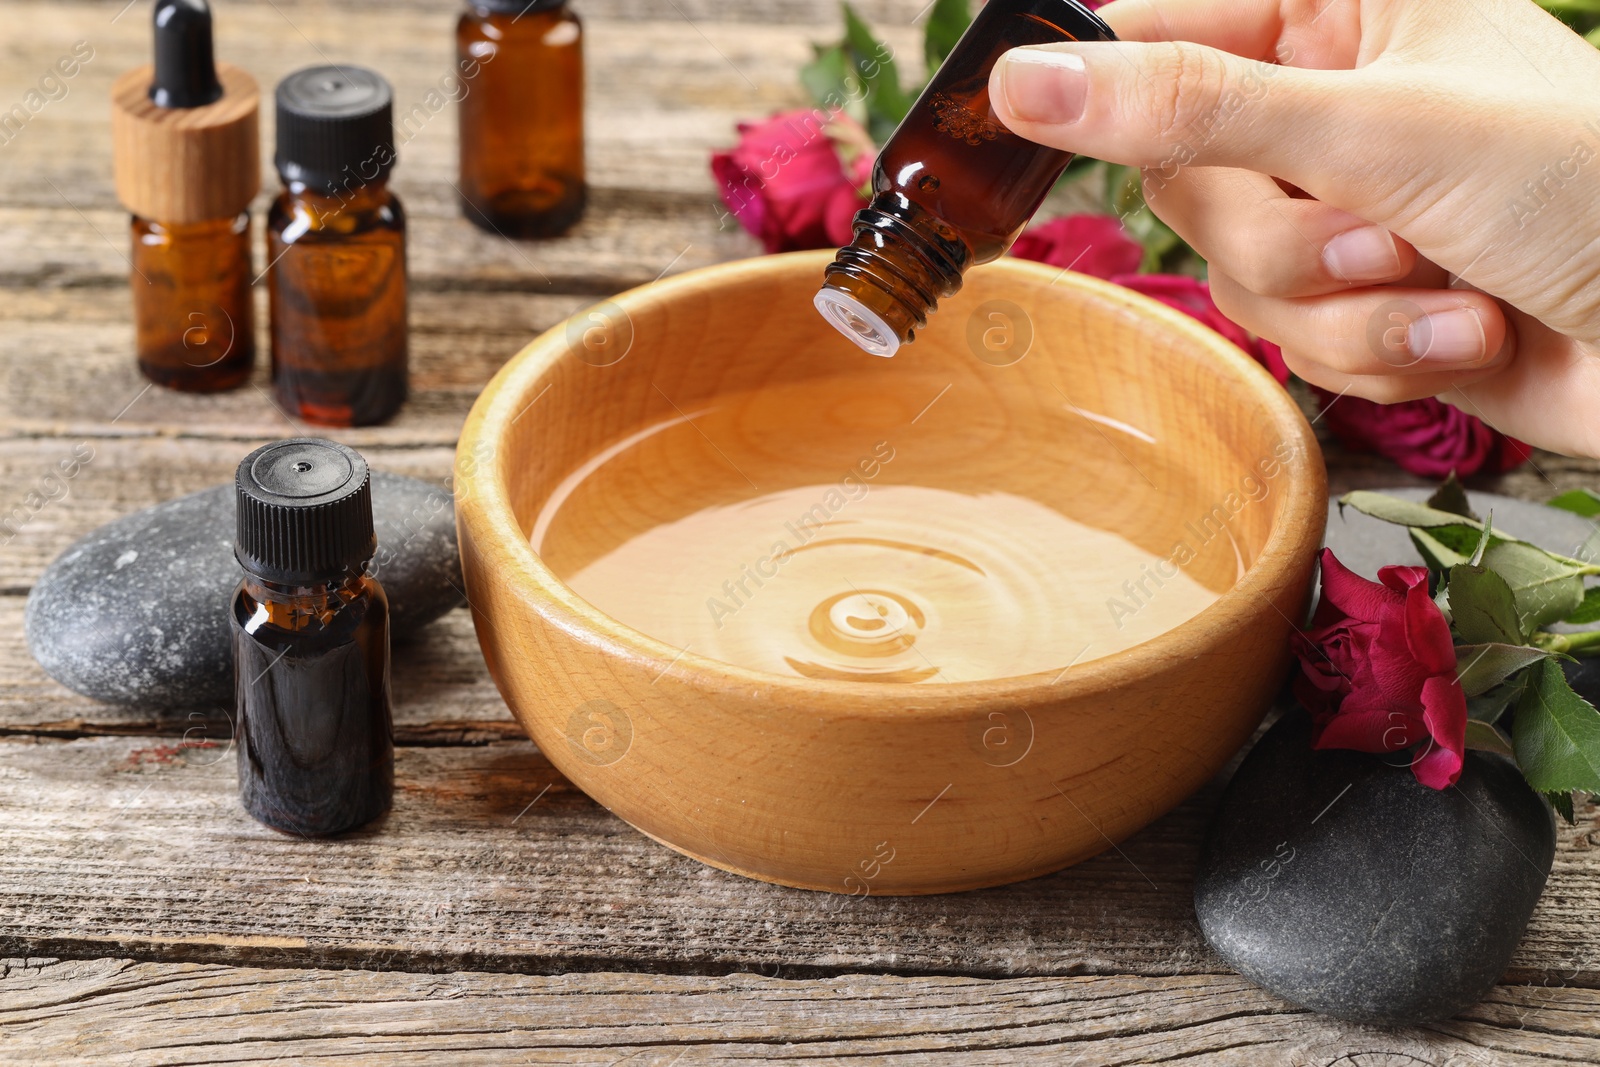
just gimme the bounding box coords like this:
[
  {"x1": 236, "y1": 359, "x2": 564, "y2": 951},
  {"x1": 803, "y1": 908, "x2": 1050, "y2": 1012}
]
[
  {"x1": 457, "y1": 0, "x2": 586, "y2": 237},
  {"x1": 111, "y1": 0, "x2": 258, "y2": 391},
  {"x1": 232, "y1": 438, "x2": 393, "y2": 836},
  {"x1": 815, "y1": 0, "x2": 1116, "y2": 356},
  {"x1": 268, "y1": 66, "x2": 407, "y2": 426}
]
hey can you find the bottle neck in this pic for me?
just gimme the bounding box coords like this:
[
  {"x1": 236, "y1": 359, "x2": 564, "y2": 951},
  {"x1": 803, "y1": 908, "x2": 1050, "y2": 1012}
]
[
  {"x1": 816, "y1": 191, "x2": 971, "y2": 357},
  {"x1": 281, "y1": 176, "x2": 393, "y2": 226}
]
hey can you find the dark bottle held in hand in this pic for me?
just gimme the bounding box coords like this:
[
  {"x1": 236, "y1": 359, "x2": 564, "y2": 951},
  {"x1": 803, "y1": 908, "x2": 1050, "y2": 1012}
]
[
  {"x1": 232, "y1": 438, "x2": 393, "y2": 836},
  {"x1": 815, "y1": 0, "x2": 1116, "y2": 356}
]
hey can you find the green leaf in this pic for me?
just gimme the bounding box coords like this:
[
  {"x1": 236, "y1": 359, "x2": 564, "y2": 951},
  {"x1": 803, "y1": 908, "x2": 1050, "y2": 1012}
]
[
  {"x1": 1538, "y1": 0, "x2": 1600, "y2": 15},
  {"x1": 800, "y1": 44, "x2": 856, "y2": 113},
  {"x1": 1548, "y1": 791, "x2": 1577, "y2": 824},
  {"x1": 1411, "y1": 528, "x2": 1469, "y2": 571},
  {"x1": 1339, "y1": 491, "x2": 1489, "y2": 531},
  {"x1": 923, "y1": 0, "x2": 972, "y2": 70},
  {"x1": 1468, "y1": 680, "x2": 1524, "y2": 725},
  {"x1": 1547, "y1": 488, "x2": 1600, "y2": 518},
  {"x1": 841, "y1": 3, "x2": 912, "y2": 143},
  {"x1": 1465, "y1": 720, "x2": 1516, "y2": 758},
  {"x1": 1448, "y1": 565, "x2": 1526, "y2": 644},
  {"x1": 1428, "y1": 474, "x2": 1478, "y2": 521},
  {"x1": 1565, "y1": 586, "x2": 1600, "y2": 625},
  {"x1": 1513, "y1": 659, "x2": 1600, "y2": 793},
  {"x1": 1588, "y1": 25, "x2": 1600, "y2": 46},
  {"x1": 1454, "y1": 642, "x2": 1550, "y2": 697},
  {"x1": 1483, "y1": 540, "x2": 1588, "y2": 633},
  {"x1": 1470, "y1": 513, "x2": 1494, "y2": 567}
]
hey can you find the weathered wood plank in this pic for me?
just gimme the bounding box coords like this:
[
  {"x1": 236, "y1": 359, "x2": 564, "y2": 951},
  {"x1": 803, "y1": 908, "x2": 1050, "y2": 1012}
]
[
  {"x1": 0, "y1": 3, "x2": 921, "y2": 210},
  {"x1": 2, "y1": 957, "x2": 1599, "y2": 1065},
  {"x1": 0, "y1": 598, "x2": 519, "y2": 743},
  {"x1": 0, "y1": 436, "x2": 462, "y2": 589},
  {"x1": 0, "y1": 290, "x2": 579, "y2": 440},
  {"x1": 0, "y1": 732, "x2": 1595, "y2": 984}
]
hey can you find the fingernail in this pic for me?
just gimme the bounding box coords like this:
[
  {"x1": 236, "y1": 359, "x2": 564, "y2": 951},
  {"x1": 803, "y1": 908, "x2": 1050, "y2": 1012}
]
[
  {"x1": 996, "y1": 49, "x2": 1087, "y2": 126},
  {"x1": 1322, "y1": 226, "x2": 1401, "y2": 284},
  {"x1": 1409, "y1": 308, "x2": 1487, "y2": 364}
]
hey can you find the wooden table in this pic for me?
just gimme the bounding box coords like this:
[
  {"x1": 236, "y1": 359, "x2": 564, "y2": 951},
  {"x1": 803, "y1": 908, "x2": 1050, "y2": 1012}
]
[{"x1": 2, "y1": 2, "x2": 1598, "y2": 1061}]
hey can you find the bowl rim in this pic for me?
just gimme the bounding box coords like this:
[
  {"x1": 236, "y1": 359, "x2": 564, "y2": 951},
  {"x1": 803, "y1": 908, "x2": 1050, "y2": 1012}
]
[{"x1": 455, "y1": 250, "x2": 1326, "y2": 712}]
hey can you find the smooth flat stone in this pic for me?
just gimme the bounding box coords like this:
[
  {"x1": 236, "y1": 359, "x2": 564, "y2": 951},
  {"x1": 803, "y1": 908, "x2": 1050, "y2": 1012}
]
[
  {"x1": 25, "y1": 472, "x2": 464, "y2": 708},
  {"x1": 1195, "y1": 713, "x2": 1555, "y2": 1025}
]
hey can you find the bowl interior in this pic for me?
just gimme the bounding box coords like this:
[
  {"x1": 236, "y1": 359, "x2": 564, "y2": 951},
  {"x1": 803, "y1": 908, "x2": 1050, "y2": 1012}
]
[{"x1": 488, "y1": 251, "x2": 1311, "y2": 685}]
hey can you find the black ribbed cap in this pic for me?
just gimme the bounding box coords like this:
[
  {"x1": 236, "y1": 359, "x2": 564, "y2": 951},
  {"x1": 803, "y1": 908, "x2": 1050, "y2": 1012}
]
[
  {"x1": 235, "y1": 439, "x2": 375, "y2": 585},
  {"x1": 471, "y1": 0, "x2": 566, "y2": 13},
  {"x1": 274, "y1": 65, "x2": 395, "y2": 195}
]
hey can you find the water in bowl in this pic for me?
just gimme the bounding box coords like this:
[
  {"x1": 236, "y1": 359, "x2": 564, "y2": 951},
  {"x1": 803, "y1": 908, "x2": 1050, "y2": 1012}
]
[{"x1": 530, "y1": 376, "x2": 1231, "y2": 684}]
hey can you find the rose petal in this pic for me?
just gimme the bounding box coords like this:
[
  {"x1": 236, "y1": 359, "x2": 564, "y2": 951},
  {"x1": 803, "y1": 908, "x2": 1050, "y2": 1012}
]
[
  {"x1": 1414, "y1": 674, "x2": 1467, "y2": 789},
  {"x1": 1011, "y1": 215, "x2": 1143, "y2": 278},
  {"x1": 1402, "y1": 577, "x2": 1457, "y2": 676},
  {"x1": 1314, "y1": 706, "x2": 1418, "y2": 753},
  {"x1": 1319, "y1": 549, "x2": 1401, "y2": 624}
]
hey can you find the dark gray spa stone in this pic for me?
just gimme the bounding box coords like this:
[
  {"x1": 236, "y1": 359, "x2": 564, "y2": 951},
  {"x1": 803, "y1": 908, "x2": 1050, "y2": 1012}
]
[
  {"x1": 25, "y1": 472, "x2": 463, "y2": 708},
  {"x1": 1194, "y1": 713, "x2": 1556, "y2": 1026}
]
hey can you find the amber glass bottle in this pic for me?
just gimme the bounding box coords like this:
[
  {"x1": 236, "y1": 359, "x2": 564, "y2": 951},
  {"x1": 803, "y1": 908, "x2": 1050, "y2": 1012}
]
[
  {"x1": 232, "y1": 439, "x2": 393, "y2": 837},
  {"x1": 112, "y1": 0, "x2": 259, "y2": 391},
  {"x1": 457, "y1": 0, "x2": 586, "y2": 238},
  {"x1": 131, "y1": 213, "x2": 254, "y2": 390},
  {"x1": 815, "y1": 0, "x2": 1115, "y2": 356},
  {"x1": 268, "y1": 66, "x2": 407, "y2": 427}
]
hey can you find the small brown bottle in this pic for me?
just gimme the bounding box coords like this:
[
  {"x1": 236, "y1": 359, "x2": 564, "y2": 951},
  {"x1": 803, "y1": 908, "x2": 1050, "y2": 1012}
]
[
  {"x1": 232, "y1": 439, "x2": 393, "y2": 836},
  {"x1": 457, "y1": 0, "x2": 586, "y2": 238},
  {"x1": 815, "y1": 0, "x2": 1115, "y2": 356},
  {"x1": 111, "y1": 0, "x2": 258, "y2": 391},
  {"x1": 268, "y1": 66, "x2": 407, "y2": 427}
]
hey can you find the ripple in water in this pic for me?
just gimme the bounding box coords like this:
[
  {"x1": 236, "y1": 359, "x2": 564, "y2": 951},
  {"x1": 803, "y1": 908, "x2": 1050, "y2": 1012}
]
[{"x1": 554, "y1": 484, "x2": 1219, "y2": 683}]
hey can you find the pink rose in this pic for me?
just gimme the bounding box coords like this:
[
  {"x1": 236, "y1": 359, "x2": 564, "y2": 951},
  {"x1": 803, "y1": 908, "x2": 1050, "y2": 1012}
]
[
  {"x1": 1311, "y1": 388, "x2": 1532, "y2": 479},
  {"x1": 711, "y1": 109, "x2": 873, "y2": 254},
  {"x1": 1009, "y1": 214, "x2": 1143, "y2": 279},
  {"x1": 1111, "y1": 273, "x2": 1291, "y2": 386},
  {"x1": 1293, "y1": 549, "x2": 1467, "y2": 789}
]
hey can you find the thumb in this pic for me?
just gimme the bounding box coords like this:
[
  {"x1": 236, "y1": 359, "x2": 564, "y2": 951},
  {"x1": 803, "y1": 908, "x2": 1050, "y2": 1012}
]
[{"x1": 989, "y1": 41, "x2": 1337, "y2": 182}]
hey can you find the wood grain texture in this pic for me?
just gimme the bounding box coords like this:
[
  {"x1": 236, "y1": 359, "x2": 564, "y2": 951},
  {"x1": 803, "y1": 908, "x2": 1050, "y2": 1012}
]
[
  {"x1": 110, "y1": 63, "x2": 259, "y2": 223},
  {"x1": 455, "y1": 251, "x2": 1327, "y2": 894},
  {"x1": 2, "y1": 957, "x2": 1599, "y2": 1066},
  {"x1": 1, "y1": 726, "x2": 1596, "y2": 985}
]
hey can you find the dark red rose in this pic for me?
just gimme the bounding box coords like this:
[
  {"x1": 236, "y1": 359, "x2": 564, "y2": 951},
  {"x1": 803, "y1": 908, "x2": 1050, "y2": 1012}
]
[
  {"x1": 1111, "y1": 273, "x2": 1292, "y2": 386},
  {"x1": 1312, "y1": 388, "x2": 1532, "y2": 479},
  {"x1": 711, "y1": 109, "x2": 873, "y2": 254},
  {"x1": 1009, "y1": 214, "x2": 1143, "y2": 279},
  {"x1": 1293, "y1": 549, "x2": 1467, "y2": 789}
]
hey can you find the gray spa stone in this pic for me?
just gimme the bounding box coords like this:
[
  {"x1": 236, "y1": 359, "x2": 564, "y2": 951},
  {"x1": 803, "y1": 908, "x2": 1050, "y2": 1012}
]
[
  {"x1": 1194, "y1": 713, "x2": 1555, "y2": 1025},
  {"x1": 25, "y1": 472, "x2": 463, "y2": 708}
]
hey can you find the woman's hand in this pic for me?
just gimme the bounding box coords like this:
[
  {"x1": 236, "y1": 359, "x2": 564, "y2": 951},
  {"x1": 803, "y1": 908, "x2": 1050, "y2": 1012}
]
[{"x1": 989, "y1": 0, "x2": 1600, "y2": 457}]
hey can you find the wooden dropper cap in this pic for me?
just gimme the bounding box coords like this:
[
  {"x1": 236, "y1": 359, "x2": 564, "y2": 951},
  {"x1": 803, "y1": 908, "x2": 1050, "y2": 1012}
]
[{"x1": 111, "y1": 0, "x2": 259, "y2": 224}]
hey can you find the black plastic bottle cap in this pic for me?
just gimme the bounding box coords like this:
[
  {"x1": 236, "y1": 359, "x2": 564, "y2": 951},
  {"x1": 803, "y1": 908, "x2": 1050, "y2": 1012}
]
[
  {"x1": 274, "y1": 65, "x2": 395, "y2": 195},
  {"x1": 236, "y1": 439, "x2": 376, "y2": 585},
  {"x1": 150, "y1": 0, "x2": 223, "y2": 108},
  {"x1": 471, "y1": 0, "x2": 567, "y2": 13}
]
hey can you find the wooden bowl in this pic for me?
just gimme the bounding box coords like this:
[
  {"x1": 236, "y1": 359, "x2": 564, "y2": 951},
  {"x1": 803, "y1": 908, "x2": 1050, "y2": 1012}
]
[{"x1": 454, "y1": 250, "x2": 1326, "y2": 895}]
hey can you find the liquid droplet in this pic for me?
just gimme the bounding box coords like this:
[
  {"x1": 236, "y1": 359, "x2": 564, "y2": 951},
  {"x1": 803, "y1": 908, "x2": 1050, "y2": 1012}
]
[{"x1": 918, "y1": 175, "x2": 941, "y2": 193}]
